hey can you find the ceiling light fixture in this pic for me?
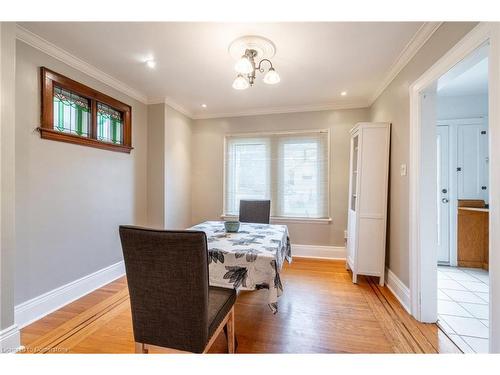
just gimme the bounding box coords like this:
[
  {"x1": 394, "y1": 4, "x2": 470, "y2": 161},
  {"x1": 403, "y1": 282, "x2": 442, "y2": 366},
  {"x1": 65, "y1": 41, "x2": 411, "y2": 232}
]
[
  {"x1": 201, "y1": 104, "x2": 207, "y2": 108},
  {"x1": 341, "y1": 91, "x2": 347, "y2": 96},
  {"x1": 232, "y1": 74, "x2": 250, "y2": 90},
  {"x1": 234, "y1": 55, "x2": 253, "y2": 75},
  {"x1": 229, "y1": 36, "x2": 280, "y2": 90},
  {"x1": 263, "y1": 67, "x2": 280, "y2": 85},
  {"x1": 146, "y1": 59, "x2": 156, "y2": 69}
]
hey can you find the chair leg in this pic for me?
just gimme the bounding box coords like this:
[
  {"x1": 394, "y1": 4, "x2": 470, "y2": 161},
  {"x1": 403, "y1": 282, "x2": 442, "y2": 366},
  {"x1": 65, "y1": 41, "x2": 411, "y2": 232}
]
[
  {"x1": 226, "y1": 307, "x2": 235, "y2": 353},
  {"x1": 135, "y1": 342, "x2": 148, "y2": 354}
]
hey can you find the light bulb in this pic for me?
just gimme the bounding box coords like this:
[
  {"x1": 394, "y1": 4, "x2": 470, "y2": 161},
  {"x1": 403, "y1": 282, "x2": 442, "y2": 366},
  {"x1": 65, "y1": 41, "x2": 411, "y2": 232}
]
[
  {"x1": 232, "y1": 74, "x2": 250, "y2": 90},
  {"x1": 263, "y1": 68, "x2": 280, "y2": 85},
  {"x1": 146, "y1": 60, "x2": 156, "y2": 69},
  {"x1": 234, "y1": 55, "x2": 253, "y2": 74}
]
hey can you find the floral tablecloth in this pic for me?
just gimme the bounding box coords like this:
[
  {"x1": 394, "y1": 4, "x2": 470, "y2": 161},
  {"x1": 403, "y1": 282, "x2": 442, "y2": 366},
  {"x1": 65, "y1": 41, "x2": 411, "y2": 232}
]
[{"x1": 189, "y1": 221, "x2": 292, "y2": 313}]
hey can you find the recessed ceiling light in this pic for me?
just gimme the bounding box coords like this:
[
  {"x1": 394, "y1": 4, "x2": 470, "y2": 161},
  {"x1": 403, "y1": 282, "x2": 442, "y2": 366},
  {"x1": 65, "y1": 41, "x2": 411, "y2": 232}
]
[
  {"x1": 201, "y1": 104, "x2": 207, "y2": 108},
  {"x1": 341, "y1": 91, "x2": 347, "y2": 96},
  {"x1": 146, "y1": 60, "x2": 156, "y2": 69}
]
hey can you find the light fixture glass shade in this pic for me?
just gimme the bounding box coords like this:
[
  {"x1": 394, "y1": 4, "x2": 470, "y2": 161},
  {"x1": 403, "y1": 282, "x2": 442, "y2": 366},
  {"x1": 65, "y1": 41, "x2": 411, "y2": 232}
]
[
  {"x1": 232, "y1": 74, "x2": 250, "y2": 90},
  {"x1": 263, "y1": 68, "x2": 280, "y2": 85},
  {"x1": 234, "y1": 56, "x2": 253, "y2": 74}
]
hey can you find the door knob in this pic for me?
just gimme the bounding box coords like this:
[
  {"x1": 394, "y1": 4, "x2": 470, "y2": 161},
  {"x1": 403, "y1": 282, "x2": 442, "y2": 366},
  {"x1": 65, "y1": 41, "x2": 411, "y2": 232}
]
[{"x1": 442, "y1": 198, "x2": 449, "y2": 203}]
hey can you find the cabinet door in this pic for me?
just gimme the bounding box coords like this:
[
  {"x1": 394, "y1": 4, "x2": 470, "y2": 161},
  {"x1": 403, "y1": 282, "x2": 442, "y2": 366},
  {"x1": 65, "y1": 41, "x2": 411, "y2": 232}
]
[
  {"x1": 349, "y1": 135, "x2": 359, "y2": 212},
  {"x1": 347, "y1": 210, "x2": 357, "y2": 263},
  {"x1": 347, "y1": 134, "x2": 360, "y2": 263},
  {"x1": 457, "y1": 124, "x2": 488, "y2": 201}
]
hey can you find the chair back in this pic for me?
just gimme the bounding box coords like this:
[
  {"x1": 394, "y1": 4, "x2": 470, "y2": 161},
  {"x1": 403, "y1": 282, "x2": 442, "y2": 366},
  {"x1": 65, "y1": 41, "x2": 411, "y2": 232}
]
[
  {"x1": 239, "y1": 199, "x2": 271, "y2": 224},
  {"x1": 119, "y1": 226, "x2": 209, "y2": 352}
]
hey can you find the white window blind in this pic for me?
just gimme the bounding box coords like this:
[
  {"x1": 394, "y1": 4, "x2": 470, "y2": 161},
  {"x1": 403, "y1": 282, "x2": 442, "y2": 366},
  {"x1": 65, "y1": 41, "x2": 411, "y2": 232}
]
[{"x1": 224, "y1": 130, "x2": 329, "y2": 219}]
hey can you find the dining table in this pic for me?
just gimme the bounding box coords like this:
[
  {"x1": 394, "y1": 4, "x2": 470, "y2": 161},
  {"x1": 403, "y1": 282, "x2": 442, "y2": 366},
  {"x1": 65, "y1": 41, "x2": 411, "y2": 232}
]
[{"x1": 189, "y1": 221, "x2": 292, "y2": 313}]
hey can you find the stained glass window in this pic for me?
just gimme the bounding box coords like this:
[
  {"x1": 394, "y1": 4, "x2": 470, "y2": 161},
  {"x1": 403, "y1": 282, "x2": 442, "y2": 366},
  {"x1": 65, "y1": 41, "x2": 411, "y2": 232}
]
[
  {"x1": 41, "y1": 67, "x2": 132, "y2": 153},
  {"x1": 53, "y1": 86, "x2": 90, "y2": 137},
  {"x1": 97, "y1": 102, "x2": 123, "y2": 144}
]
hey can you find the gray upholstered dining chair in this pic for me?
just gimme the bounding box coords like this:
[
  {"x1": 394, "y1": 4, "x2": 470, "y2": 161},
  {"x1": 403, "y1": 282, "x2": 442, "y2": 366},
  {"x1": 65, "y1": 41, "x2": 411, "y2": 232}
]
[
  {"x1": 239, "y1": 199, "x2": 271, "y2": 224},
  {"x1": 119, "y1": 226, "x2": 236, "y2": 354}
]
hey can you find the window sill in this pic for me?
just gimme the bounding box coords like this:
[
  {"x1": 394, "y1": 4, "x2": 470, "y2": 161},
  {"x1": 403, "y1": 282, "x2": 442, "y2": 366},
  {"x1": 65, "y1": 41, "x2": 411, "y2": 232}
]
[
  {"x1": 38, "y1": 127, "x2": 133, "y2": 154},
  {"x1": 220, "y1": 214, "x2": 332, "y2": 225}
]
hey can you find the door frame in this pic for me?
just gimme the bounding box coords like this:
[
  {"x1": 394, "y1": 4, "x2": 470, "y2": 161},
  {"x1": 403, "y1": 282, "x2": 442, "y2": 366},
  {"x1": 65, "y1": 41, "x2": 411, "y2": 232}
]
[
  {"x1": 437, "y1": 117, "x2": 487, "y2": 268},
  {"x1": 409, "y1": 22, "x2": 500, "y2": 352}
]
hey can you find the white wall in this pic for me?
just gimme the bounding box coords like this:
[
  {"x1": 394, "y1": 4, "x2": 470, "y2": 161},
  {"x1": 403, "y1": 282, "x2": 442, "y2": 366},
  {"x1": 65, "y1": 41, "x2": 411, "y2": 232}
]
[
  {"x1": 191, "y1": 108, "x2": 370, "y2": 246},
  {"x1": 146, "y1": 103, "x2": 193, "y2": 229},
  {"x1": 437, "y1": 94, "x2": 488, "y2": 120},
  {"x1": 165, "y1": 106, "x2": 192, "y2": 229},
  {"x1": 14, "y1": 40, "x2": 148, "y2": 306},
  {"x1": 146, "y1": 103, "x2": 166, "y2": 228},
  {"x1": 0, "y1": 22, "x2": 17, "y2": 341}
]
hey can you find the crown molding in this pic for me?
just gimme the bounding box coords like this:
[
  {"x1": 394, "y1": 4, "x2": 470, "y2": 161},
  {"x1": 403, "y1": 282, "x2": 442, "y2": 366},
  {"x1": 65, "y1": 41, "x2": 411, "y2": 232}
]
[
  {"x1": 147, "y1": 96, "x2": 194, "y2": 118},
  {"x1": 191, "y1": 100, "x2": 370, "y2": 120},
  {"x1": 369, "y1": 22, "x2": 443, "y2": 105},
  {"x1": 16, "y1": 25, "x2": 149, "y2": 104}
]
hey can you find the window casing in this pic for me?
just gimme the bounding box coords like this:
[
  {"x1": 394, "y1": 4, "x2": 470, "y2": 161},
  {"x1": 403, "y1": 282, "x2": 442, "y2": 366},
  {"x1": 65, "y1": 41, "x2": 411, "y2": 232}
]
[
  {"x1": 224, "y1": 130, "x2": 330, "y2": 220},
  {"x1": 39, "y1": 67, "x2": 132, "y2": 153}
]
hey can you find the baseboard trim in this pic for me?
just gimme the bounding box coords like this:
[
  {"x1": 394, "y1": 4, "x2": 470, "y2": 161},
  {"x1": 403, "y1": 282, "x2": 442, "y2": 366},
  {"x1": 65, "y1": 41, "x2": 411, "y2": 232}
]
[
  {"x1": 15, "y1": 261, "x2": 125, "y2": 329},
  {"x1": 0, "y1": 325, "x2": 21, "y2": 353},
  {"x1": 292, "y1": 244, "x2": 346, "y2": 260},
  {"x1": 385, "y1": 268, "x2": 411, "y2": 313}
]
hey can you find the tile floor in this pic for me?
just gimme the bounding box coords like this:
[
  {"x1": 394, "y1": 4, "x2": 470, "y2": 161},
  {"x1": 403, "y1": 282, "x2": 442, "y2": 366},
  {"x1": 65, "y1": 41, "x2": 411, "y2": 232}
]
[{"x1": 437, "y1": 266, "x2": 489, "y2": 353}]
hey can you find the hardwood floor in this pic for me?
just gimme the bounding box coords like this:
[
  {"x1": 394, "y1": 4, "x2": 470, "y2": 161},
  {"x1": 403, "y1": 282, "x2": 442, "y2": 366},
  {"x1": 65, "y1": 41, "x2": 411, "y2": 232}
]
[{"x1": 20, "y1": 258, "x2": 460, "y2": 354}]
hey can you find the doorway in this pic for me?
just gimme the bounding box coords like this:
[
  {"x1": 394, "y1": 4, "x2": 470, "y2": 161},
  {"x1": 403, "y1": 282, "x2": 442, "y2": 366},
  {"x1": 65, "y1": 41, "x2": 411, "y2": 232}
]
[
  {"x1": 408, "y1": 23, "x2": 500, "y2": 354},
  {"x1": 437, "y1": 117, "x2": 488, "y2": 267},
  {"x1": 433, "y1": 45, "x2": 489, "y2": 352}
]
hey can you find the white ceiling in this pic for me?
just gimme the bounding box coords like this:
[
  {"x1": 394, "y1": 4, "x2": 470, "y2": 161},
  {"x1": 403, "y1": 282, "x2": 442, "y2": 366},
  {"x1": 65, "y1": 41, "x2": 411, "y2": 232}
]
[
  {"x1": 438, "y1": 55, "x2": 488, "y2": 97},
  {"x1": 19, "y1": 22, "x2": 426, "y2": 118}
]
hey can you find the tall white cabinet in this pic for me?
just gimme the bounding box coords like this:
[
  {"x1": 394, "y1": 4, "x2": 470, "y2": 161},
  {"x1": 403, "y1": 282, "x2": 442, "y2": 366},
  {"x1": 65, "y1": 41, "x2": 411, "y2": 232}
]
[{"x1": 346, "y1": 122, "x2": 390, "y2": 286}]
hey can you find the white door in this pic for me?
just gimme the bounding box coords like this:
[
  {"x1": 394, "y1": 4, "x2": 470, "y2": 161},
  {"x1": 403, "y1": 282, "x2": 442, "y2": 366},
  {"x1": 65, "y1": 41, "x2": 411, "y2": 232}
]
[
  {"x1": 457, "y1": 123, "x2": 489, "y2": 202},
  {"x1": 437, "y1": 126, "x2": 450, "y2": 264}
]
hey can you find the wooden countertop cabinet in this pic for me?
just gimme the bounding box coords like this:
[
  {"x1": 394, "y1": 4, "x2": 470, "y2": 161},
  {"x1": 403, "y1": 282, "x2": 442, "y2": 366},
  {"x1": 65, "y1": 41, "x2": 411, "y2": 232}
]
[{"x1": 457, "y1": 203, "x2": 489, "y2": 270}]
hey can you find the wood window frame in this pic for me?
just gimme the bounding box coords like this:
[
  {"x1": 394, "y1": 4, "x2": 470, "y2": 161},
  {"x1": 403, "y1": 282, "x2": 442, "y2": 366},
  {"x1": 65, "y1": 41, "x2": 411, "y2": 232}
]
[{"x1": 39, "y1": 67, "x2": 133, "y2": 153}]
